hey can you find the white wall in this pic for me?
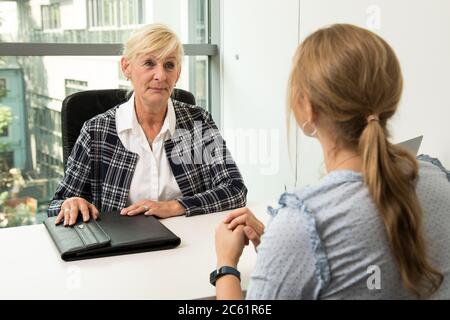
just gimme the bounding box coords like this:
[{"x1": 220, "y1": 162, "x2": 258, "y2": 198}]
[
  {"x1": 222, "y1": 0, "x2": 450, "y2": 201},
  {"x1": 295, "y1": 0, "x2": 450, "y2": 187},
  {"x1": 222, "y1": 0, "x2": 300, "y2": 203}
]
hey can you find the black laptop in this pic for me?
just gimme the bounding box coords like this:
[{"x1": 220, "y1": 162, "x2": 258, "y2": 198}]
[{"x1": 44, "y1": 211, "x2": 181, "y2": 261}]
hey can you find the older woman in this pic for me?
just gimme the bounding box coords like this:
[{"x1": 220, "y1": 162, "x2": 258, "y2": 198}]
[
  {"x1": 213, "y1": 24, "x2": 450, "y2": 299},
  {"x1": 48, "y1": 24, "x2": 247, "y2": 225}
]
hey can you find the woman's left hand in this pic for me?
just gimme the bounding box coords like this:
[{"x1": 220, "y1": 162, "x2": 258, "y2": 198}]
[
  {"x1": 120, "y1": 200, "x2": 185, "y2": 218},
  {"x1": 215, "y1": 222, "x2": 246, "y2": 268}
]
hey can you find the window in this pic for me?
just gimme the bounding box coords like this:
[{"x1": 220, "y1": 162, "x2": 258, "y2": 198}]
[
  {"x1": 191, "y1": 0, "x2": 207, "y2": 43},
  {"x1": 0, "y1": 79, "x2": 11, "y2": 137},
  {"x1": 192, "y1": 56, "x2": 208, "y2": 107},
  {"x1": 0, "y1": 126, "x2": 8, "y2": 137},
  {"x1": 0, "y1": 151, "x2": 13, "y2": 172},
  {"x1": 3, "y1": 0, "x2": 210, "y2": 44},
  {"x1": 88, "y1": 0, "x2": 118, "y2": 28},
  {"x1": 0, "y1": 0, "x2": 218, "y2": 229},
  {"x1": 41, "y1": 4, "x2": 61, "y2": 30},
  {"x1": 119, "y1": 0, "x2": 144, "y2": 26},
  {"x1": 0, "y1": 78, "x2": 6, "y2": 98},
  {"x1": 65, "y1": 79, "x2": 88, "y2": 97},
  {"x1": 88, "y1": 0, "x2": 144, "y2": 28}
]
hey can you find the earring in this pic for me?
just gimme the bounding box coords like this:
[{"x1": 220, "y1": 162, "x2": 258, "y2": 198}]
[{"x1": 301, "y1": 121, "x2": 318, "y2": 137}]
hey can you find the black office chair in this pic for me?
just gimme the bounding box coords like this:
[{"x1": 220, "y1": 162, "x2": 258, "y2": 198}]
[{"x1": 61, "y1": 88, "x2": 196, "y2": 168}]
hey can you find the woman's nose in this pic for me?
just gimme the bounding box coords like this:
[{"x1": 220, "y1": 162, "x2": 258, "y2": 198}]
[{"x1": 153, "y1": 65, "x2": 166, "y2": 81}]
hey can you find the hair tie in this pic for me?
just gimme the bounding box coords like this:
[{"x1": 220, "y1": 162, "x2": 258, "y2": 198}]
[{"x1": 367, "y1": 114, "x2": 379, "y2": 123}]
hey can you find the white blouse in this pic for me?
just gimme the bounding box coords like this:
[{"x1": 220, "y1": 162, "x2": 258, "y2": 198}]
[{"x1": 115, "y1": 93, "x2": 182, "y2": 205}]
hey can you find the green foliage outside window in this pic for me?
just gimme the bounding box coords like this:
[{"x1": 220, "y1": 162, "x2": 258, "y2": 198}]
[{"x1": 0, "y1": 106, "x2": 12, "y2": 142}]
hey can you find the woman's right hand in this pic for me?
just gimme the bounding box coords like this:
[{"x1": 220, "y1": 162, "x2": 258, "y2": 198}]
[
  {"x1": 55, "y1": 197, "x2": 99, "y2": 226},
  {"x1": 223, "y1": 207, "x2": 265, "y2": 250}
]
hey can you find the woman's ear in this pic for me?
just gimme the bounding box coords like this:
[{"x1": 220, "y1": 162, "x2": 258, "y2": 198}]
[
  {"x1": 121, "y1": 56, "x2": 131, "y2": 79},
  {"x1": 302, "y1": 95, "x2": 316, "y2": 124}
]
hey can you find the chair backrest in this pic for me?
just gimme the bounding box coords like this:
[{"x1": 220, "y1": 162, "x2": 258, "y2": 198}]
[{"x1": 61, "y1": 88, "x2": 196, "y2": 168}]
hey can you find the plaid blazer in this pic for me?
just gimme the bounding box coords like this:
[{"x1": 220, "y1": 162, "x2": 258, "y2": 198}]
[{"x1": 48, "y1": 99, "x2": 247, "y2": 217}]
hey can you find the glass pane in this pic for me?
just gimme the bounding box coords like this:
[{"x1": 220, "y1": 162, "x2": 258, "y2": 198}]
[
  {"x1": 0, "y1": 53, "x2": 207, "y2": 228},
  {"x1": 0, "y1": 0, "x2": 208, "y2": 44}
]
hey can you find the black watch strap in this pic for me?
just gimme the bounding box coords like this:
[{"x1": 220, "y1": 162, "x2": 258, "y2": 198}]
[{"x1": 210, "y1": 266, "x2": 241, "y2": 286}]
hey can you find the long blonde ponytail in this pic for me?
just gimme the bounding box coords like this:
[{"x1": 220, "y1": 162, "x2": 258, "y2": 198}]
[{"x1": 360, "y1": 120, "x2": 443, "y2": 298}]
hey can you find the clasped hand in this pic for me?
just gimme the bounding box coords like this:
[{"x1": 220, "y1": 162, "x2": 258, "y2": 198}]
[{"x1": 215, "y1": 207, "x2": 265, "y2": 268}]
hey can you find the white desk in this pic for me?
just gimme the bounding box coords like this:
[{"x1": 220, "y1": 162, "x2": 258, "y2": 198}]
[{"x1": 0, "y1": 203, "x2": 271, "y2": 299}]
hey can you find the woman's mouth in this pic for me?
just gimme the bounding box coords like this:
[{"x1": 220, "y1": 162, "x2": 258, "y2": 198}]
[{"x1": 148, "y1": 87, "x2": 167, "y2": 94}]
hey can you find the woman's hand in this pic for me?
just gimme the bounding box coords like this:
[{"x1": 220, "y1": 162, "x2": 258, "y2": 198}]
[
  {"x1": 223, "y1": 207, "x2": 265, "y2": 250},
  {"x1": 55, "y1": 197, "x2": 99, "y2": 226},
  {"x1": 215, "y1": 223, "x2": 246, "y2": 268},
  {"x1": 120, "y1": 199, "x2": 185, "y2": 218}
]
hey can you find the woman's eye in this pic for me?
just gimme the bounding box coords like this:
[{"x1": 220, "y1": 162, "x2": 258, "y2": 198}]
[
  {"x1": 164, "y1": 62, "x2": 175, "y2": 70},
  {"x1": 144, "y1": 60, "x2": 156, "y2": 67}
]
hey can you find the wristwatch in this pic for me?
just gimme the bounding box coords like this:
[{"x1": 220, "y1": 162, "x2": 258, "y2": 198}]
[{"x1": 210, "y1": 266, "x2": 241, "y2": 286}]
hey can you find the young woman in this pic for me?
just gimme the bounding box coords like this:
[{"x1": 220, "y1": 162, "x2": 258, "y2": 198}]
[{"x1": 213, "y1": 24, "x2": 450, "y2": 299}]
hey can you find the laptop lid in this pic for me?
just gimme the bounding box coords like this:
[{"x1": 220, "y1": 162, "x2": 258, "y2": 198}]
[
  {"x1": 85, "y1": 211, "x2": 181, "y2": 259},
  {"x1": 45, "y1": 211, "x2": 181, "y2": 261},
  {"x1": 397, "y1": 135, "x2": 423, "y2": 155}
]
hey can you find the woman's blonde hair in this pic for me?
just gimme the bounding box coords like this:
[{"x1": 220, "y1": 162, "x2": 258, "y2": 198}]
[
  {"x1": 288, "y1": 24, "x2": 443, "y2": 298},
  {"x1": 122, "y1": 23, "x2": 184, "y2": 66}
]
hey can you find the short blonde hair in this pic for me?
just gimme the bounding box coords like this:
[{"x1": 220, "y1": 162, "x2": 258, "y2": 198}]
[{"x1": 122, "y1": 24, "x2": 184, "y2": 66}]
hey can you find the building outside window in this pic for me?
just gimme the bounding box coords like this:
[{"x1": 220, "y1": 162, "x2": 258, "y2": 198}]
[
  {"x1": 0, "y1": 78, "x2": 6, "y2": 98},
  {"x1": 65, "y1": 79, "x2": 88, "y2": 97},
  {"x1": 88, "y1": 0, "x2": 144, "y2": 28},
  {"x1": 0, "y1": 126, "x2": 8, "y2": 137},
  {"x1": 119, "y1": 0, "x2": 144, "y2": 27},
  {"x1": 88, "y1": 0, "x2": 118, "y2": 28},
  {"x1": 0, "y1": 151, "x2": 13, "y2": 171},
  {"x1": 0, "y1": 78, "x2": 9, "y2": 137},
  {"x1": 41, "y1": 4, "x2": 60, "y2": 30}
]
